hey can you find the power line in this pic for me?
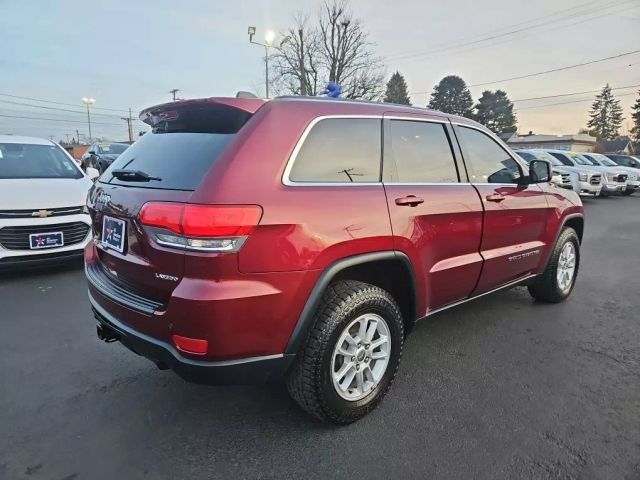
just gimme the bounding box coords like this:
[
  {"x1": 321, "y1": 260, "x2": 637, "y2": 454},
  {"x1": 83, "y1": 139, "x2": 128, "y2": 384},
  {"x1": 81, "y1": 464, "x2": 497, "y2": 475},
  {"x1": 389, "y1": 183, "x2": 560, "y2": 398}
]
[
  {"x1": 466, "y1": 49, "x2": 640, "y2": 88},
  {"x1": 514, "y1": 91, "x2": 637, "y2": 111},
  {"x1": 0, "y1": 113, "x2": 127, "y2": 126},
  {"x1": 0, "y1": 92, "x2": 132, "y2": 113},
  {"x1": 0, "y1": 99, "x2": 134, "y2": 119},
  {"x1": 388, "y1": 0, "x2": 635, "y2": 62},
  {"x1": 512, "y1": 84, "x2": 640, "y2": 102}
]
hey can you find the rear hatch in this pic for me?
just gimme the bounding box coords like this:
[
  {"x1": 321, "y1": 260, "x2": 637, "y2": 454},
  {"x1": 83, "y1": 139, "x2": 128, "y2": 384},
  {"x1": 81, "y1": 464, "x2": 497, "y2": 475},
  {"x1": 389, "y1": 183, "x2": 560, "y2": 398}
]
[{"x1": 87, "y1": 99, "x2": 263, "y2": 308}]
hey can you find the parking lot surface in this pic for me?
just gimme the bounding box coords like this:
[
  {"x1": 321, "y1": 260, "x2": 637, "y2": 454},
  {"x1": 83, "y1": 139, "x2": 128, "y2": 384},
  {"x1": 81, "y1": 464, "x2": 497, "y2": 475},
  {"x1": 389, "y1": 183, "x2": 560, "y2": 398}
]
[{"x1": 1, "y1": 195, "x2": 639, "y2": 480}]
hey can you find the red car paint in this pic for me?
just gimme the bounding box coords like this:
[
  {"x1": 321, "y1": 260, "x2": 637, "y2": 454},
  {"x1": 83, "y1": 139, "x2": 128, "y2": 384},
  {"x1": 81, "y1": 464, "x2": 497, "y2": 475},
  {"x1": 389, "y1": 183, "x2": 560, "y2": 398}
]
[{"x1": 85, "y1": 96, "x2": 583, "y2": 380}]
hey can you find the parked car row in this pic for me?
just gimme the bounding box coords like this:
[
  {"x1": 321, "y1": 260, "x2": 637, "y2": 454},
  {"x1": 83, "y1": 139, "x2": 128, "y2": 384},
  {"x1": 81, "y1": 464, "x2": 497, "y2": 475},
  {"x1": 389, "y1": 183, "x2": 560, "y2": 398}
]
[{"x1": 514, "y1": 148, "x2": 640, "y2": 197}]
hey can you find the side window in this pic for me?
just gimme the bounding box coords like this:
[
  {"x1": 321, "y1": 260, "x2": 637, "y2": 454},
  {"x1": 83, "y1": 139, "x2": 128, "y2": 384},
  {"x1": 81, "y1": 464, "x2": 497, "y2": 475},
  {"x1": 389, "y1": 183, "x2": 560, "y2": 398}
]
[
  {"x1": 456, "y1": 126, "x2": 521, "y2": 184},
  {"x1": 549, "y1": 152, "x2": 573, "y2": 166},
  {"x1": 385, "y1": 120, "x2": 458, "y2": 183},
  {"x1": 288, "y1": 118, "x2": 381, "y2": 183}
]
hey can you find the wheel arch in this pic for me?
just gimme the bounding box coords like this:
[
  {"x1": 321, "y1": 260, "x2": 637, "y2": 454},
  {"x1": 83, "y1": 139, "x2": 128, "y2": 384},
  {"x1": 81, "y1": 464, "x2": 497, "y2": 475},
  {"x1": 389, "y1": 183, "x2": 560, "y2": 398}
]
[{"x1": 284, "y1": 251, "x2": 418, "y2": 355}]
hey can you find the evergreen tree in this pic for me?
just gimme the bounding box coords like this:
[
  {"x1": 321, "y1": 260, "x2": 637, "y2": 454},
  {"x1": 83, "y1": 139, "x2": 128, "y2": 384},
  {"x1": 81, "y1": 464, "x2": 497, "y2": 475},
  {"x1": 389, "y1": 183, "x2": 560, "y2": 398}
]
[
  {"x1": 384, "y1": 71, "x2": 411, "y2": 105},
  {"x1": 631, "y1": 90, "x2": 640, "y2": 142},
  {"x1": 474, "y1": 90, "x2": 517, "y2": 134},
  {"x1": 427, "y1": 75, "x2": 474, "y2": 117},
  {"x1": 587, "y1": 84, "x2": 624, "y2": 140}
]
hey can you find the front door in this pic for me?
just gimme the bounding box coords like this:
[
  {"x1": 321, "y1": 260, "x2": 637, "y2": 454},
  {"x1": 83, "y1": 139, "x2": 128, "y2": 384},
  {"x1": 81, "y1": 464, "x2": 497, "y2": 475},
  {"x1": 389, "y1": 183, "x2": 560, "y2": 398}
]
[
  {"x1": 383, "y1": 115, "x2": 484, "y2": 313},
  {"x1": 453, "y1": 124, "x2": 549, "y2": 294}
]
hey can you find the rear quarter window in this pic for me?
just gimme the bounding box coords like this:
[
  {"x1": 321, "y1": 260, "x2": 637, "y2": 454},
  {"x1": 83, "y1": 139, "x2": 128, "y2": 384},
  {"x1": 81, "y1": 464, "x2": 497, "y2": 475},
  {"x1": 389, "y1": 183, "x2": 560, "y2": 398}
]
[{"x1": 288, "y1": 118, "x2": 382, "y2": 183}]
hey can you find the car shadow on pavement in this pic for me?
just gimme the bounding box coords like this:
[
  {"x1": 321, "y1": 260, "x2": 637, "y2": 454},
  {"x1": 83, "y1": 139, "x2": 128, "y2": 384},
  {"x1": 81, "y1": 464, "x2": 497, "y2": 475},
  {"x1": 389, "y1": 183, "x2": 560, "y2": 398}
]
[{"x1": 0, "y1": 258, "x2": 83, "y2": 283}]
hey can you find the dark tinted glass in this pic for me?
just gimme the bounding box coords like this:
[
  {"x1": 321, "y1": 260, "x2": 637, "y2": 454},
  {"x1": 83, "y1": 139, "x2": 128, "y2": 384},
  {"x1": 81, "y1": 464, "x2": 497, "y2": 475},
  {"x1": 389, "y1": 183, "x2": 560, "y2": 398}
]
[
  {"x1": 457, "y1": 127, "x2": 521, "y2": 184},
  {"x1": 98, "y1": 143, "x2": 128, "y2": 154},
  {"x1": 102, "y1": 132, "x2": 233, "y2": 190},
  {"x1": 0, "y1": 143, "x2": 82, "y2": 179},
  {"x1": 289, "y1": 118, "x2": 381, "y2": 183},
  {"x1": 580, "y1": 154, "x2": 598, "y2": 166},
  {"x1": 549, "y1": 152, "x2": 573, "y2": 166},
  {"x1": 607, "y1": 154, "x2": 638, "y2": 167},
  {"x1": 516, "y1": 151, "x2": 536, "y2": 163},
  {"x1": 386, "y1": 120, "x2": 458, "y2": 183}
]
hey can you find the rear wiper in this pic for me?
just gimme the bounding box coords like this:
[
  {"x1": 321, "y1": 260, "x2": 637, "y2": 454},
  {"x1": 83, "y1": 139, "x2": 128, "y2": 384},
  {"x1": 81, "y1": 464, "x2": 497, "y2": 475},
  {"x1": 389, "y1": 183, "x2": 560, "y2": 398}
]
[{"x1": 111, "y1": 169, "x2": 162, "y2": 182}]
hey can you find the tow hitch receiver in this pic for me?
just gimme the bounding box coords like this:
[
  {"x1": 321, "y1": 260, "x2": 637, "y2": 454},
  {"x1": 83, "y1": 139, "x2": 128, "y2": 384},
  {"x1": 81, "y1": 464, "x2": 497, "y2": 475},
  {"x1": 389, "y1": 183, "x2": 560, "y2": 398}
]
[{"x1": 96, "y1": 323, "x2": 120, "y2": 343}]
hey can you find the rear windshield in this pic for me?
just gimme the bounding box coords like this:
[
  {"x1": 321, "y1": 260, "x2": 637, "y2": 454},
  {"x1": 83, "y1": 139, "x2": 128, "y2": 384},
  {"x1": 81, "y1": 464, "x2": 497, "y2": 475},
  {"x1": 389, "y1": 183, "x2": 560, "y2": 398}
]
[
  {"x1": 98, "y1": 144, "x2": 128, "y2": 154},
  {"x1": 101, "y1": 132, "x2": 233, "y2": 190},
  {"x1": 0, "y1": 143, "x2": 82, "y2": 179}
]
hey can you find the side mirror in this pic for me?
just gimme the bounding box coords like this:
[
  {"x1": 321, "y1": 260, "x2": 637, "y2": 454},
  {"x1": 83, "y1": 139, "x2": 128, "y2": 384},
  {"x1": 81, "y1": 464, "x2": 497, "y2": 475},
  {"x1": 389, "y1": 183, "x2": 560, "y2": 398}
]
[
  {"x1": 86, "y1": 167, "x2": 100, "y2": 181},
  {"x1": 88, "y1": 150, "x2": 96, "y2": 156},
  {"x1": 529, "y1": 160, "x2": 551, "y2": 183}
]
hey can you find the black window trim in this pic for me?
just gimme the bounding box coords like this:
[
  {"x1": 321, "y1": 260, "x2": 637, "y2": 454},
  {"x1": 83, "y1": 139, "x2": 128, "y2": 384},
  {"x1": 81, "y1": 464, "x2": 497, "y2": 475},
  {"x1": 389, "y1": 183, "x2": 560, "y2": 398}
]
[
  {"x1": 282, "y1": 115, "x2": 384, "y2": 186},
  {"x1": 451, "y1": 122, "x2": 528, "y2": 186},
  {"x1": 382, "y1": 116, "x2": 463, "y2": 185}
]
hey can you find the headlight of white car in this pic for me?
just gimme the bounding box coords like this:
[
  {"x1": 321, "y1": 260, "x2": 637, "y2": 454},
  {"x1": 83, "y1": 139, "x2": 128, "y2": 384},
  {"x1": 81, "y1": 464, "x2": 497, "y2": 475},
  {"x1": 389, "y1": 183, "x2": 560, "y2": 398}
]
[{"x1": 579, "y1": 173, "x2": 588, "y2": 181}]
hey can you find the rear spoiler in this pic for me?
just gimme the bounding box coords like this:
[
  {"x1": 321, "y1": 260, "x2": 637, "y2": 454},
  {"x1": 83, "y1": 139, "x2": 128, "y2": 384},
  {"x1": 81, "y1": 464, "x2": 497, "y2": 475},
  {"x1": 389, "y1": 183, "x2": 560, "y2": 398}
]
[{"x1": 139, "y1": 97, "x2": 267, "y2": 133}]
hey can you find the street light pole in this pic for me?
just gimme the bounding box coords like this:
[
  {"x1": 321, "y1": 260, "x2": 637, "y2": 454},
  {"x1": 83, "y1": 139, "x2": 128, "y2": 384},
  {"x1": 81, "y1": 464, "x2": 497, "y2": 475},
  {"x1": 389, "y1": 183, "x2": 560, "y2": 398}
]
[
  {"x1": 248, "y1": 27, "x2": 275, "y2": 98},
  {"x1": 82, "y1": 97, "x2": 95, "y2": 141}
]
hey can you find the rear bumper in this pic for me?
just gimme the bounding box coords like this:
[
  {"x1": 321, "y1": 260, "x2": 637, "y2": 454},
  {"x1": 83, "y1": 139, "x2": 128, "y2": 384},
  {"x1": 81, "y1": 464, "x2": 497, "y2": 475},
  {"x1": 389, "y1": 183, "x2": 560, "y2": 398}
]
[{"x1": 90, "y1": 292, "x2": 294, "y2": 385}]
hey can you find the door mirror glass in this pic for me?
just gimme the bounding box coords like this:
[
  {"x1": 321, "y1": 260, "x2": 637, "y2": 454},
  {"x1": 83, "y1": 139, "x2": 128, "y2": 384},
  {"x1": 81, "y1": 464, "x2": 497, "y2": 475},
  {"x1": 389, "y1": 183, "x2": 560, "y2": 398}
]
[
  {"x1": 529, "y1": 160, "x2": 551, "y2": 183},
  {"x1": 87, "y1": 149, "x2": 96, "y2": 155},
  {"x1": 86, "y1": 166, "x2": 100, "y2": 181}
]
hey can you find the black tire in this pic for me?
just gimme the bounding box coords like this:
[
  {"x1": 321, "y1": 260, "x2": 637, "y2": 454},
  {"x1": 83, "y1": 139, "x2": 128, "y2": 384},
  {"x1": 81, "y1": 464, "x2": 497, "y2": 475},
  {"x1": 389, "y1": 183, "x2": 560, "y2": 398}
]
[
  {"x1": 286, "y1": 280, "x2": 404, "y2": 425},
  {"x1": 528, "y1": 227, "x2": 580, "y2": 303},
  {"x1": 622, "y1": 189, "x2": 634, "y2": 196}
]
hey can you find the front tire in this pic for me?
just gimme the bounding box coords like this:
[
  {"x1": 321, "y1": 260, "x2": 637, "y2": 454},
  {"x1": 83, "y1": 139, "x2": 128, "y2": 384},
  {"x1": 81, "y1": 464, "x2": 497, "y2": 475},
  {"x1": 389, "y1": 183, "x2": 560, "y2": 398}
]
[
  {"x1": 286, "y1": 280, "x2": 404, "y2": 424},
  {"x1": 528, "y1": 227, "x2": 580, "y2": 303},
  {"x1": 622, "y1": 189, "x2": 634, "y2": 196}
]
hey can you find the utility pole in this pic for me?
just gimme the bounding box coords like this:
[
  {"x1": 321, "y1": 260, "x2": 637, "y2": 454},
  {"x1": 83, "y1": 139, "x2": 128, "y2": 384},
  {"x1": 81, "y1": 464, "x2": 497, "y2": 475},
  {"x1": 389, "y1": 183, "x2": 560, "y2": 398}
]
[
  {"x1": 82, "y1": 97, "x2": 95, "y2": 141},
  {"x1": 169, "y1": 89, "x2": 180, "y2": 101},
  {"x1": 76, "y1": 129, "x2": 81, "y2": 145},
  {"x1": 121, "y1": 108, "x2": 133, "y2": 143}
]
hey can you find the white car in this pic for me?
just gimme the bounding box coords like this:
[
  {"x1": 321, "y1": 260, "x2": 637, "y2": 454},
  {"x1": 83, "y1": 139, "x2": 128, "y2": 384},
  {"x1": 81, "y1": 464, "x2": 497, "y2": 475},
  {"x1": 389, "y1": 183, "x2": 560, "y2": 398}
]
[
  {"x1": 581, "y1": 152, "x2": 639, "y2": 196},
  {"x1": 0, "y1": 135, "x2": 99, "y2": 269}
]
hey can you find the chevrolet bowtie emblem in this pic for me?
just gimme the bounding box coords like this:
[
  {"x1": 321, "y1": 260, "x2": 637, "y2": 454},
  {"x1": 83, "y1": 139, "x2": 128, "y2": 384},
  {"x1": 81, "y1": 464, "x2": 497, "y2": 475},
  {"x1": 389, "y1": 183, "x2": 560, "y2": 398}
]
[{"x1": 32, "y1": 210, "x2": 53, "y2": 218}]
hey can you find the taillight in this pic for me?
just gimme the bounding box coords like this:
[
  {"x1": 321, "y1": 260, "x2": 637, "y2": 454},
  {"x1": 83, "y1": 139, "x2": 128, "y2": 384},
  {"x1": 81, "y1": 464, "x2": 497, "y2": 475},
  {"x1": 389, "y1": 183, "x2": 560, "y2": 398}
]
[{"x1": 138, "y1": 202, "x2": 262, "y2": 252}]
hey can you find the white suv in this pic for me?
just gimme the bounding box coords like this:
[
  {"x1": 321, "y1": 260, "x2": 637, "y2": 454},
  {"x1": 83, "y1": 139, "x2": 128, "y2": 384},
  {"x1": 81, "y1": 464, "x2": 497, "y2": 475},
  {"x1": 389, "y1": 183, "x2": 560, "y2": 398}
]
[{"x1": 0, "y1": 135, "x2": 98, "y2": 269}]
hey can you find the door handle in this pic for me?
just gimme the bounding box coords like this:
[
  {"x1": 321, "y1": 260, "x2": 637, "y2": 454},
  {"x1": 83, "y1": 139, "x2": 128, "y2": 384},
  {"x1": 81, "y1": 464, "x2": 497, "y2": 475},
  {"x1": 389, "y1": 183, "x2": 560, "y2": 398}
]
[
  {"x1": 485, "y1": 193, "x2": 506, "y2": 202},
  {"x1": 395, "y1": 195, "x2": 424, "y2": 207}
]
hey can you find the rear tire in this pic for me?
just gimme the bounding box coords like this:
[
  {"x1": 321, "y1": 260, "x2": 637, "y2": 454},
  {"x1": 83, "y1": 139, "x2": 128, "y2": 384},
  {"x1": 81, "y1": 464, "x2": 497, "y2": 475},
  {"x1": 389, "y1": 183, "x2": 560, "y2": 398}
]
[
  {"x1": 286, "y1": 280, "x2": 404, "y2": 425},
  {"x1": 622, "y1": 189, "x2": 634, "y2": 196},
  {"x1": 528, "y1": 227, "x2": 580, "y2": 303}
]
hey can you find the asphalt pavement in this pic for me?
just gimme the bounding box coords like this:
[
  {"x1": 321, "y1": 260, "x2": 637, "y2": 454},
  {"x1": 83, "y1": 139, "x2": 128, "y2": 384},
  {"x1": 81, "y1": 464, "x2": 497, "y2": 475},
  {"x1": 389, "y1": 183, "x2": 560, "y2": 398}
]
[{"x1": 1, "y1": 194, "x2": 639, "y2": 480}]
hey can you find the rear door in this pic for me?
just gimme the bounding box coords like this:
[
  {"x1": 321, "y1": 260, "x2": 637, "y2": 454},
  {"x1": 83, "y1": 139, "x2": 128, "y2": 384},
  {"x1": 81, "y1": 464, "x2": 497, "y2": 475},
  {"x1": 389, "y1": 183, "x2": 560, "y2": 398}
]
[
  {"x1": 87, "y1": 101, "x2": 255, "y2": 305},
  {"x1": 382, "y1": 113, "x2": 484, "y2": 312},
  {"x1": 453, "y1": 123, "x2": 549, "y2": 294}
]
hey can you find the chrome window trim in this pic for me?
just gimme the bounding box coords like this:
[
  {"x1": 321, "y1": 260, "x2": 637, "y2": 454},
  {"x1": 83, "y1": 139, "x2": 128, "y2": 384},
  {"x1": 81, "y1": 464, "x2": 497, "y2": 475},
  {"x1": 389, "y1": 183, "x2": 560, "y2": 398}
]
[
  {"x1": 451, "y1": 122, "x2": 529, "y2": 185},
  {"x1": 282, "y1": 115, "x2": 384, "y2": 187},
  {"x1": 282, "y1": 114, "x2": 453, "y2": 187}
]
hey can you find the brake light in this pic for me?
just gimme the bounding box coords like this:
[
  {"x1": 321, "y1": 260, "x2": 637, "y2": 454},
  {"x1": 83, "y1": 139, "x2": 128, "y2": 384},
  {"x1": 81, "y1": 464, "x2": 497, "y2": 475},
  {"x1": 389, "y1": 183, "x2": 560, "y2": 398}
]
[
  {"x1": 138, "y1": 202, "x2": 262, "y2": 252},
  {"x1": 139, "y1": 203, "x2": 183, "y2": 234}
]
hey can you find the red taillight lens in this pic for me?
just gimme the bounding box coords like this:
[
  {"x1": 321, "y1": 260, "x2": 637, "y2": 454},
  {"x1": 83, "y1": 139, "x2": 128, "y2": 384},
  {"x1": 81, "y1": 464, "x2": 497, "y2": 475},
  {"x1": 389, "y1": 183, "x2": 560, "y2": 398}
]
[
  {"x1": 181, "y1": 205, "x2": 262, "y2": 237},
  {"x1": 139, "y1": 203, "x2": 183, "y2": 234},
  {"x1": 172, "y1": 334, "x2": 208, "y2": 355},
  {"x1": 138, "y1": 202, "x2": 262, "y2": 251}
]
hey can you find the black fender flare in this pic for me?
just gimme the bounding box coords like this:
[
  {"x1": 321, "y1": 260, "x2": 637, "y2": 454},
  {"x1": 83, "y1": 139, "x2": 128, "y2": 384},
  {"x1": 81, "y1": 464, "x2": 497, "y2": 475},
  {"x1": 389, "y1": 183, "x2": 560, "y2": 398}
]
[
  {"x1": 284, "y1": 251, "x2": 417, "y2": 355},
  {"x1": 541, "y1": 213, "x2": 585, "y2": 269}
]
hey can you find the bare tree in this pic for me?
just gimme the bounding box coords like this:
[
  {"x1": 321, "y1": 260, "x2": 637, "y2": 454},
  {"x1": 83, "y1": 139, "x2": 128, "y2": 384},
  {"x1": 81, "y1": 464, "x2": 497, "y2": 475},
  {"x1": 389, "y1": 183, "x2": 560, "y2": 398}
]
[
  {"x1": 318, "y1": 0, "x2": 385, "y2": 100},
  {"x1": 271, "y1": 15, "x2": 321, "y2": 96},
  {"x1": 271, "y1": 1, "x2": 385, "y2": 100}
]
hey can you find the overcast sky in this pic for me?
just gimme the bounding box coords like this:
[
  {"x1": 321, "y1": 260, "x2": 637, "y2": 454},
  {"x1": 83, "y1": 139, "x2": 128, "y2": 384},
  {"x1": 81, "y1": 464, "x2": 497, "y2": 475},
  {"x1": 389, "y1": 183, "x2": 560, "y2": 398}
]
[{"x1": 1, "y1": 0, "x2": 639, "y2": 142}]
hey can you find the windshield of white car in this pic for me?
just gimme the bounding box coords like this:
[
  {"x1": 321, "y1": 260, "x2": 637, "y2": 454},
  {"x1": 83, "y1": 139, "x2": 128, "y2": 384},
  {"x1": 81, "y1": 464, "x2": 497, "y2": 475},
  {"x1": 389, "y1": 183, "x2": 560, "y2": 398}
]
[
  {"x1": 580, "y1": 155, "x2": 599, "y2": 166},
  {"x1": 524, "y1": 150, "x2": 564, "y2": 166},
  {"x1": 568, "y1": 153, "x2": 590, "y2": 165},
  {"x1": 0, "y1": 143, "x2": 82, "y2": 179},
  {"x1": 595, "y1": 156, "x2": 617, "y2": 167}
]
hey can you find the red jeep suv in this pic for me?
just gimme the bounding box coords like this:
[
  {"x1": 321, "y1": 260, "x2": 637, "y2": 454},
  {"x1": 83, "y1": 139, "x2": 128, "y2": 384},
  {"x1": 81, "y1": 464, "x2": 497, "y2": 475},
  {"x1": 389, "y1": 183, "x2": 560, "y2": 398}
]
[{"x1": 85, "y1": 96, "x2": 584, "y2": 424}]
